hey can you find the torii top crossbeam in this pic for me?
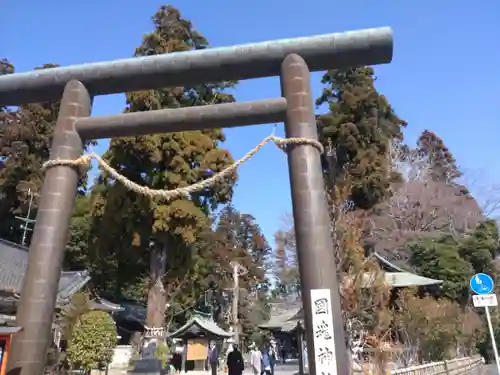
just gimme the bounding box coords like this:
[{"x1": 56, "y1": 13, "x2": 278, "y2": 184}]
[{"x1": 0, "y1": 27, "x2": 392, "y2": 106}]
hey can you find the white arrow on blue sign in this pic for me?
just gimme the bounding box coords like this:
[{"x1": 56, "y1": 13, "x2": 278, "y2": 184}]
[{"x1": 470, "y1": 273, "x2": 495, "y2": 295}]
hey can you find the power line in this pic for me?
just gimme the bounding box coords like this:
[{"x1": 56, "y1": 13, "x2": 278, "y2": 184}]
[{"x1": 14, "y1": 188, "x2": 36, "y2": 246}]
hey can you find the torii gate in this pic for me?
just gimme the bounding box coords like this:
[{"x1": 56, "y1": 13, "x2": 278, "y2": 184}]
[{"x1": 0, "y1": 27, "x2": 393, "y2": 375}]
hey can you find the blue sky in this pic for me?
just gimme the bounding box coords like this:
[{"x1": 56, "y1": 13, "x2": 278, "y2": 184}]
[{"x1": 2, "y1": 0, "x2": 499, "y2": 244}]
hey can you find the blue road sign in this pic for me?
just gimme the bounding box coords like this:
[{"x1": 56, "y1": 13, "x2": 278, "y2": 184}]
[{"x1": 470, "y1": 273, "x2": 495, "y2": 295}]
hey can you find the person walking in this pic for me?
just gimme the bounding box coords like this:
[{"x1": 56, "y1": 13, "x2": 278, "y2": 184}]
[
  {"x1": 280, "y1": 345, "x2": 287, "y2": 365},
  {"x1": 303, "y1": 346, "x2": 308, "y2": 372},
  {"x1": 268, "y1": 344, "x2": 276, "y2": 375},
  {"x1": 250, "y1": 344, "x2": 262, "y2": 375},
  {"x1": 261, "y1": 346, "x2": 272, "y2": 375},
  {"x1": 208, "y1": 342, "x2": 219, "y2": 375},
  {"x1": 227, "y1": 344, "x2": 244, "y2": 375}
]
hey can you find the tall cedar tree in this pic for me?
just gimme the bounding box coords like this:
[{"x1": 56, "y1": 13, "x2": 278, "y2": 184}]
[
  {"x1": 316, "y1": 67, "x2": 407, "y2": 209},
  {"x1": 0, "y1": 63, "x2": 94, "y2": 245},
  {"x1": 209, "y1": 206, "x2": 271, "y2": 334},
  {"x1": 89, "y1": 5, "x2": 236, "y2": 328},
  {"x1": 417, "y1": 130, "x2": 462, "y2": 183}
]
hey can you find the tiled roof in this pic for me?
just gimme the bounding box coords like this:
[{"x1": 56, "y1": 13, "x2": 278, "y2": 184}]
[
  {"x1": 259, "y1": 254, "x2": 443, "y2": 331},
  {"x1": 356, "y1": 271, "x2": 443, "y2": 288},
  {"x1": 0, "y1": 238, "x2": 91, "y2": 302},
  {"x1": 168, "y1": 313, "x2": 233, "y2": 339},
  {"x1": 114, "y1": 300, "x2": 147, "y2": 324},
  {"x1": 89, "y1": 298, "x2": 124, "y2": 312},
  {"x1": 0, "y1": 326, "x2": 22, "y2": 334},
  {"x1": 383, "y1": 272, "x2": 443, "y2": 287},
  {"x1": 373, "y1": 252, "x2": 406, "y2": 272},
  {"x1": 0, "y1": 239, "x2": 27, "y2": 295}
]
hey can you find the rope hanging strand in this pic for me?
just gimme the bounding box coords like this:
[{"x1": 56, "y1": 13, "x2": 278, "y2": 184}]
[{"x1": 42, "y1": 135, "x2": 324, "y2": 201}]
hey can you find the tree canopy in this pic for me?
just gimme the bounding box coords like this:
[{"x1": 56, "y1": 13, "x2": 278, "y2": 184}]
[
  {"x1": 13, "y1": 4, "x2": 274, "y2": 338},
  {"x1": 86, "y1": 5, "x2": 237, "y2": 329},
  {"x1": 0, "y1": 63, "x2": 95, "y2": 245},
  {"x1": 67, "y1": 310, "x2": 117, "y2": 371},
  {"x1": 207, "y1": 205, "x2": 271, "y2": 335},
  {"x1": 409, "y1": 219, "x2": 500, "y2": 304},
  {"x1": 316, "y1": 67, "x2": 407, "y2": 209},
  {"x1": 417, "y1": 130, "x2": 462, "y2": 183}
]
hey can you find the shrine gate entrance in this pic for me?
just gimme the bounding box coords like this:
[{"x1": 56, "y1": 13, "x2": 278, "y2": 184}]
[{"x1": 0, "y1": 27, "x2": 393, "y2": 375}]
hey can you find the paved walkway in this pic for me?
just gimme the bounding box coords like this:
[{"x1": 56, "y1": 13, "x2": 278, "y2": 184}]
[
  {"x1": 481, "y1": 365, "x2": 495, "y2": 375},
  {"x1": 104, "y1": 357, "x2": 490, "y2": 375},
  {"x1": 104, "y1": 362, "x2": 486, "y2": 375},
  {"x1": 104, "y1": 362, "x2": 300, "y2": 375}
]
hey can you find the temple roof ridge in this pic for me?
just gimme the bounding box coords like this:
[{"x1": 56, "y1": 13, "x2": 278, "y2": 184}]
[{"x1": 168, "y1": 311, "x2": 233, "y2": 339}]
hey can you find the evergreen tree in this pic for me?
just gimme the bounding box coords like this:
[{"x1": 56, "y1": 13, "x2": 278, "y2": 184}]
[
  {"x1": 210, "y1": 206, "x2": 271, "y2": 334},
  {"x1": 0, "y1": 59, "x2": 13, "y2": 113},
  {"x1": 409, "y1": 236, "x2": 473, "y2": 304},
  {"x1": 0, "y1": 59, "x2": 13, "y2": 76},
  {"x1": 458, "y1": 219, "x2": 500, "y2": 275},
  {"x1": 64, "y1": 195, "x2": 95, "y2": 271},
  {"x1": 0, "y1": 58, "x2": 17, "y2": 235},
  {"x1": 0, "y1": 64, "x2": 94, "y2": 245},
  {"x1": 86, "y1": 183, "x2": 150, "y2": 301},
  {"x1": 409, "y1": 220, "x2": 499, "y2": 306},
  {"x1": 417, "y1": 130, "x2": 462, "y2": 183},
  {"x1": 89, "y1": 5, "x2": 237, "y2": 328},
  {"x1": 316, "y1": 67, "x2": 407, "y2": 209}
]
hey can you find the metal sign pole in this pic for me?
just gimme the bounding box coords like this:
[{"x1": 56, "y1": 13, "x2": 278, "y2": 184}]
[
  {"x1": 470, "y1": 273, "x2": 500, "y2": 374},
  {"x1": 485, "y1": 306, "x2": 500, "y2": 375}
]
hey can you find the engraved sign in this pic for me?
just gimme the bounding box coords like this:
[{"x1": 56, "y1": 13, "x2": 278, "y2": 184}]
[
  {"x1": 313, "y1": 298, "x2": 329, "y2": 315},
  {"x1": 311, "y1": 289, "x2": 337, "y2": 375}
]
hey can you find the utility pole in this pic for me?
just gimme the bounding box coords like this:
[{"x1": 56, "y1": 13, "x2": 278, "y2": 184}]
[
  {"x1": 230, "y1": 261, "x2": 247, "y2": 345},
  {"x1": 15, "y1": 188, "x2": 36, "y2": 246}
]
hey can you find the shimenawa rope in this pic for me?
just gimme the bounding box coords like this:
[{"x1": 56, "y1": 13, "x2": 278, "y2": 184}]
[{"x1": 42, "y1": 135, "x2": 324, "y2": 201}]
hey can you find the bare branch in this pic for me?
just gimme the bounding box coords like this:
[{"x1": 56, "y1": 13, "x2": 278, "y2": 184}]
[
  {"x1": 388, "y1": 140, "x2": 431, "y2": 184},
  {"x1": 458, "y1": 168, "x2": 500, "y2": 221},
  {"x1": 369, "y1": 141, "x2": 485, "y2": 261}
]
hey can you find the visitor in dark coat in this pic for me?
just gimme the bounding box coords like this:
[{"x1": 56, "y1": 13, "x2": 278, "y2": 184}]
[
  {"x1": 268, "y1": 345, "x2": 276, "y2": 375},
  {"x1": 227, "y1": 345, "x2": 245, "y2": 375}
]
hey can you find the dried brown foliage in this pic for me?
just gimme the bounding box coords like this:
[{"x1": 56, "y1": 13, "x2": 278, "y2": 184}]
[
  {"x1": 273, "y1": 182, "x2": 393, "y2": 350},
  {"x1": 338, "y1": 215, "x2": 392, "y2": 337},
  {"x1": 393, "y1": 290, "x2": 484, "y2": 363}
]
